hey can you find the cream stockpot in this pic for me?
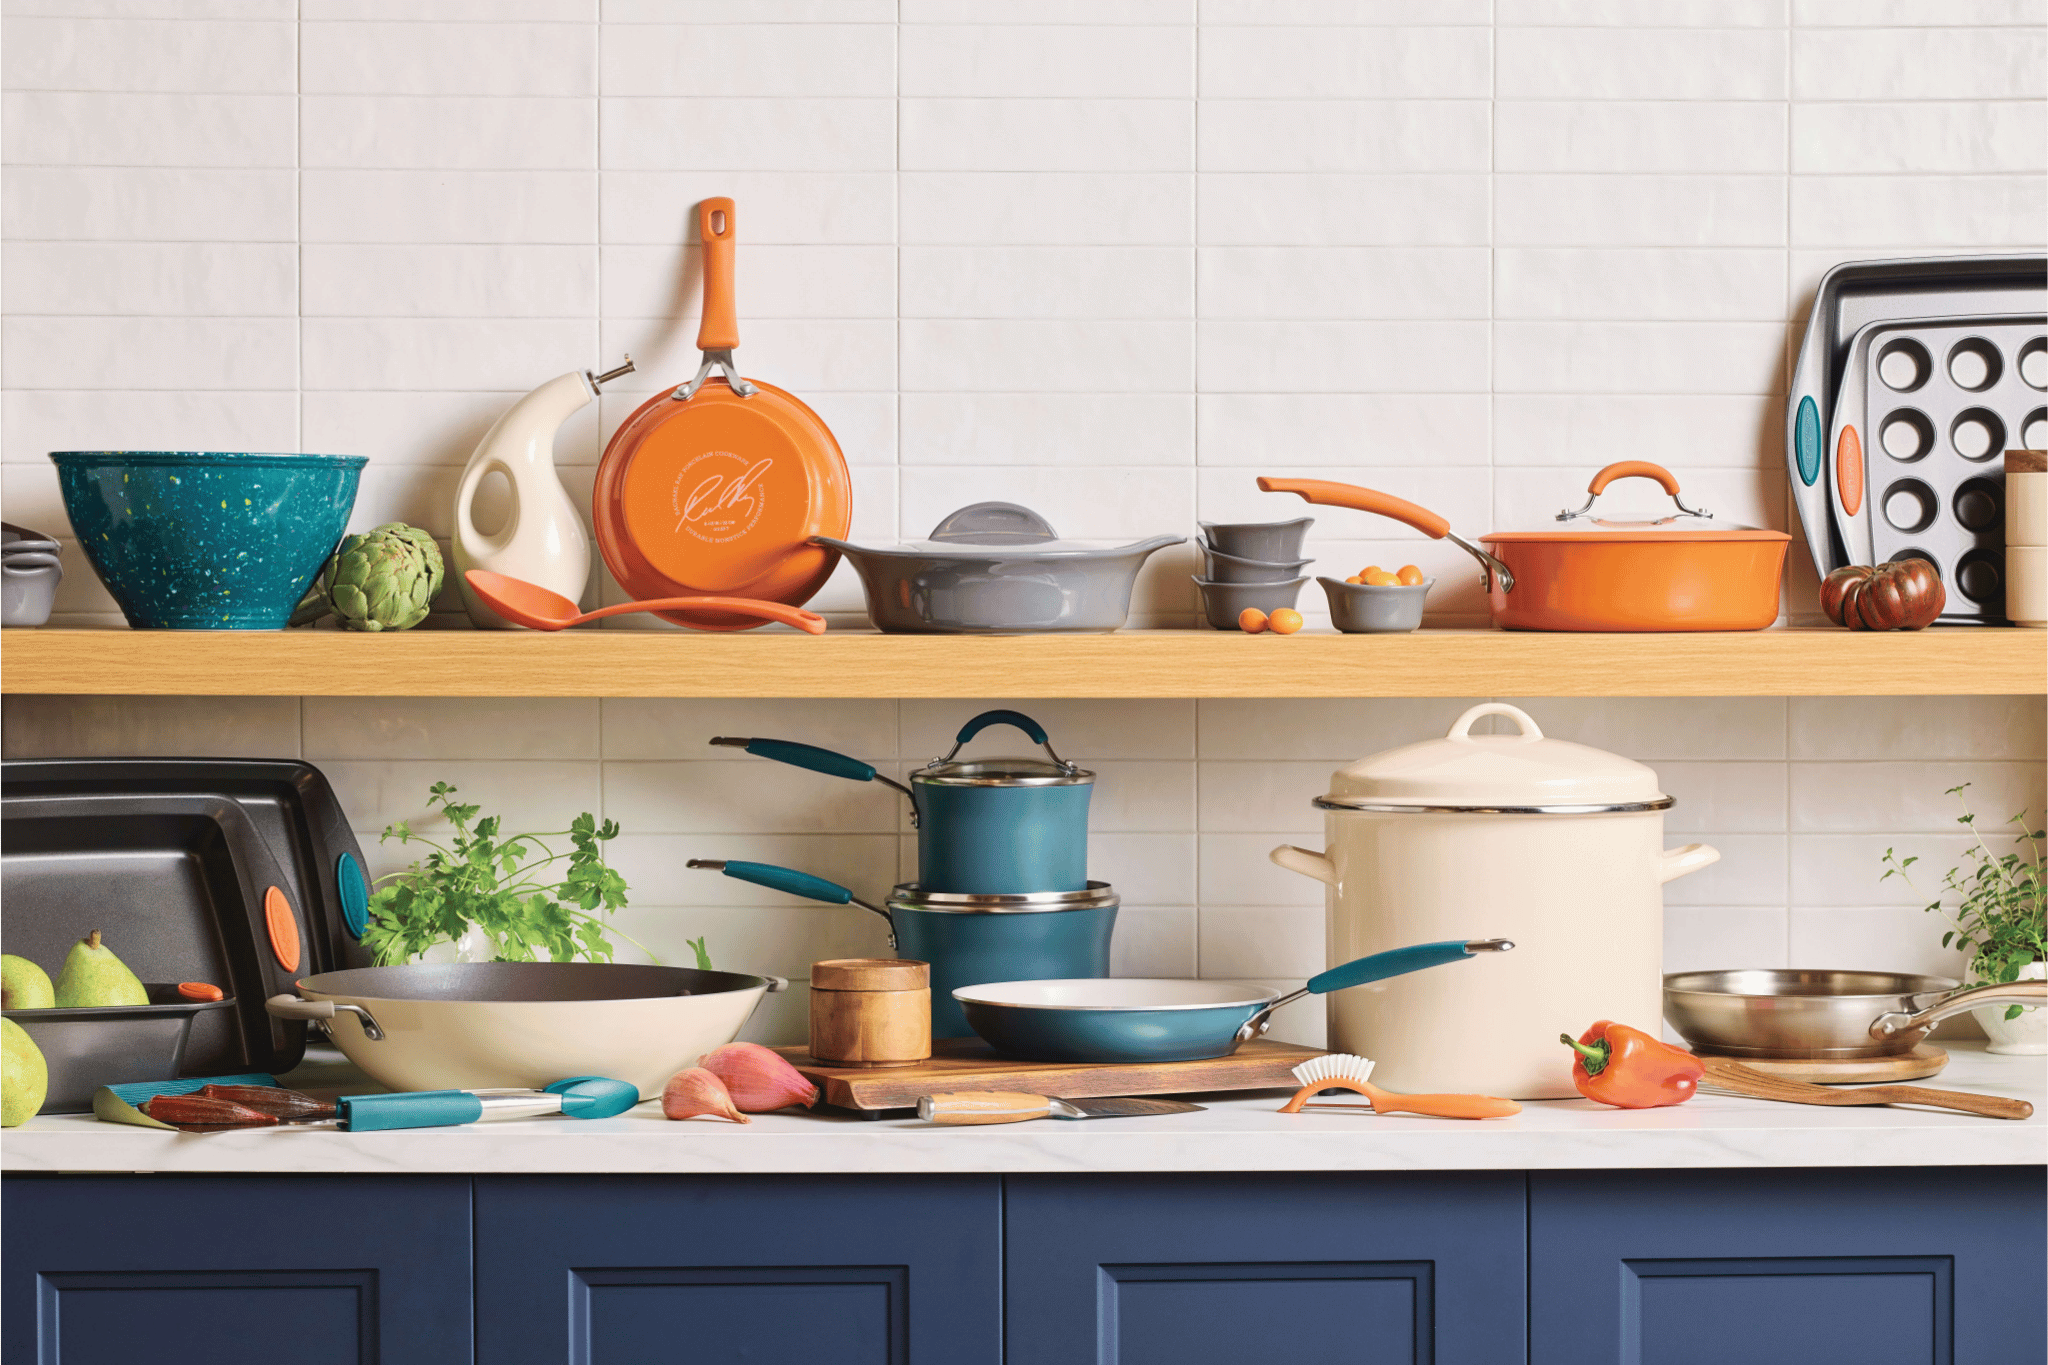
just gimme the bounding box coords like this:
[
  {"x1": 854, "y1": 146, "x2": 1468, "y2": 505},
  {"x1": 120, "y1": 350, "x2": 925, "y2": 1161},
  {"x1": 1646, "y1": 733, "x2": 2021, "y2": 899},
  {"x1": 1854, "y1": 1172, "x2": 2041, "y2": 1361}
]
[{"x1": 1270, "y1": 704, "x2": 1718, "y2": 1100}]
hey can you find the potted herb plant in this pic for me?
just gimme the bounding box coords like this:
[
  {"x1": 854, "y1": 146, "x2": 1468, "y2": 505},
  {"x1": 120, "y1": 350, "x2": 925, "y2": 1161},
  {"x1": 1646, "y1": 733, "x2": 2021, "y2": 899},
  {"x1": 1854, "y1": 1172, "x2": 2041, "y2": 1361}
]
[
  {"x1": 364, "y1": 781, "x2": 710, "y2": 970},
  {"x1": 1883, "y1": 785, "x2": 2046, "y2": 1055}
]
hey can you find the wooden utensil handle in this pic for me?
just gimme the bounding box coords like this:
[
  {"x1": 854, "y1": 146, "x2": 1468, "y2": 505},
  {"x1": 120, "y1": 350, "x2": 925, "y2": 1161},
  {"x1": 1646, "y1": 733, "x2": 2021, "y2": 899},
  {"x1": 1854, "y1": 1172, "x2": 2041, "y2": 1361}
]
[
  {"x1": 920, "y1": 1092, "x2": 1053, "y2": 1125},
  {"x1": 697, "y1": 197, "x2": 739, "y2": 352},
  {"x1": 1864, "y1": 1086, "x2": 2033, "y2": 1120}
]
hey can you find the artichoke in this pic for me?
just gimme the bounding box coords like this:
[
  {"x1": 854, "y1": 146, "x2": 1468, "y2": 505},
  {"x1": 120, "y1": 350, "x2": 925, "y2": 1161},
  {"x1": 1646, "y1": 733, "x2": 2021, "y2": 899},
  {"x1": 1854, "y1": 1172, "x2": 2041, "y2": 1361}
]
[{"x1": 292, "y1": 523, "x2": 445, "y2": 632}]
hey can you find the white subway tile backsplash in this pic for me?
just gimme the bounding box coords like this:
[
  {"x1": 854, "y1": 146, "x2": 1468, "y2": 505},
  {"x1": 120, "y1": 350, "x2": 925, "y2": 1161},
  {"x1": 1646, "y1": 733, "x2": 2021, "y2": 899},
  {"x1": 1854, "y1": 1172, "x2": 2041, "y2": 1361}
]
[
  {"x1": 1498, "y1": 27, "x2": 1787, "y2": 100},
  {"x1": 901, "y1": 172, "x2": 1192, "y2": 246},
  {"x1": 303, "y1": 21, "x2": 598, "y2": 97},
  {"x1": 901, "y1": 393, "x2": 1193, "y2": 466},
  {"x1": 3, "y1": 6, "x2": 2041, "y2": 1013},
  {"x1": 1495, "y1": 174, "x2": 1788, "y2": 247},
  {"x1": 1201, "y1": 26, "x2": 1490, "y2": 99},
  {"x1": 1201, "y1": 100, "x2": 1490, "y2": 173},
  {"x1": 1793, "y1": 25, "x2": 2048, "y2": 100},
  {"x1": 1495, "y1": 102, "x2": 1788, "y2": 174},
  {"x1": 3, "y1": 316, "x2": 297, "y2": 390},
  {"x1": 903, "y1": 24, "x2": 1193, "y2": 98},
  {"x1": 3, "y1": 16, "x2": 295, "y2": 93},
  {"x1": 1792, "y1": 102, "x2": 2048, "y2": 175},
  {"x1": 904, "y1": 99, "x2": 1193, "y2": 173},
  {"x1": 1201, "y1": 247, "x2": 1490, "y2": 320},
  {"x1": 1198, "y1": 173, "x2": 1490, "y2": 246},
  {"x1": 3, "y1": 91, "x2": 295, "y2": 166}
]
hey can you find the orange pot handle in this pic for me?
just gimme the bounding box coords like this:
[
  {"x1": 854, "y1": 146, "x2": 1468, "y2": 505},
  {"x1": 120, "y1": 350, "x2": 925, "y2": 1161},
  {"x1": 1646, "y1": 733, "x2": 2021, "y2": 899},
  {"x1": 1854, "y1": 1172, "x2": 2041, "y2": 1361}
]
[
  {"x1": 697, "y1": 197, "x2": 739, "y2": 352},
  {"x1": 1256, "y1": 477, "x2": 1450, "y2": 539},
  {"x1": 1587, "y1": 461, "x2": 1681, "y2": 497}
]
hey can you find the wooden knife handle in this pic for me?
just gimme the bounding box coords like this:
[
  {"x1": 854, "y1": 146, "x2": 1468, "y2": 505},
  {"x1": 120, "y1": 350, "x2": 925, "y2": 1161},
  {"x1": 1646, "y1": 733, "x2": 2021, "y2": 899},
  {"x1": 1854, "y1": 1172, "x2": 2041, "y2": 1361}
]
[
  {"x1": 1862, "y1": 1085, "x2": 2034, "y2": 1121},
  {"x1": 919, "y1": 1092, "x2": 1054, "y2": 1125}
]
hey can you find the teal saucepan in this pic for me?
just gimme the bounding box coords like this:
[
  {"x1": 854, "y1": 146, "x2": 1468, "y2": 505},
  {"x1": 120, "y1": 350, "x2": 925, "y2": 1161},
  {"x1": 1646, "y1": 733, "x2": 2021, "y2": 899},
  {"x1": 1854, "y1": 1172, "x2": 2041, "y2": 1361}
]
[
  {"x1": 686, "y1": 858, "x2": 1116, "y2": 1039},
  {"x1": 709, "y1": 709, "x2": 1093, "y2": 894},
  {"x1": 953, "y1": 938, "x2": 1514, "y2": 1064}
]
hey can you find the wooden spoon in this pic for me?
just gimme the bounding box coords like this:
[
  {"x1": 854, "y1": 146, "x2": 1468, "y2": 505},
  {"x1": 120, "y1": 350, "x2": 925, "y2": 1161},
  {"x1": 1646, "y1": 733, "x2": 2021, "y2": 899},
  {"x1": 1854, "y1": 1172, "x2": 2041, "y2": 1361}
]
[
  {"x1": 1701, "y1": 1057, "x2": 2032, "y2": 1120},
  {"x1": 464, "y1": 569, "x2": 826, "y2": 634}
]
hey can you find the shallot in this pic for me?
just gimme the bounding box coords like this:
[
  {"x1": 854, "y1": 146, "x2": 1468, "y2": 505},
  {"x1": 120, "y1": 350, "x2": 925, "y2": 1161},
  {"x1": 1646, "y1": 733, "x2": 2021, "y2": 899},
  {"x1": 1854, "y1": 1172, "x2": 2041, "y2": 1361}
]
[
  {"x1": 698, "y1": 1041, "x2": 819, "y2": 1113},
  {"x1": 661, "y1": 1067, "x2": 748, "y2": 1123}
]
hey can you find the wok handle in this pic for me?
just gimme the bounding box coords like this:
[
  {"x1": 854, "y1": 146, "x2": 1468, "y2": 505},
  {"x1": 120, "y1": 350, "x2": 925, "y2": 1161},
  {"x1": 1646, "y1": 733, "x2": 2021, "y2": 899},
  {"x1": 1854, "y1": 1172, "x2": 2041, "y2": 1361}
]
[
  {"x1": 697, "y1": 197, "x2": 739, "y2": 352},
  {"x1": 1256, "y1": 477, "x2": 1451, "y2": 539},
  {"x1": 1871, "y1": 981, "x2": 2047, "y2": 1040},
  {"x1": 919, "y1": 1092, "x2": 1055, "y2": 1125},
  {"x1": 266, "y1": 993, "x2": 385, "y2": 1042}
]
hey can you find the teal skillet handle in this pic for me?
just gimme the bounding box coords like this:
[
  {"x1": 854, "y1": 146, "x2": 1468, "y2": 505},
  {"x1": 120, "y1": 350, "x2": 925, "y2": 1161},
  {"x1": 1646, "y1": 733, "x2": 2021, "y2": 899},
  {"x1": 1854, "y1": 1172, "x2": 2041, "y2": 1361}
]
[
  {"x1": 692, "y1": 858, "x2": 855, "y2": 906},
  {"x1": 1307, "y1": 940, "x2": 1492, "y2": 996},
  {"x1": 546, "y1": 1075, "x2": 640, "y2": 1119},
  {"x1": 720, "y1": 737, "x2": 877, "y2": 784},
  {"x1": 336, "y1": 1090, "x2": 483, "y2": 1132},
  {"x1": 955, "y1": 709, "x2": 1047, "y2": 746}
]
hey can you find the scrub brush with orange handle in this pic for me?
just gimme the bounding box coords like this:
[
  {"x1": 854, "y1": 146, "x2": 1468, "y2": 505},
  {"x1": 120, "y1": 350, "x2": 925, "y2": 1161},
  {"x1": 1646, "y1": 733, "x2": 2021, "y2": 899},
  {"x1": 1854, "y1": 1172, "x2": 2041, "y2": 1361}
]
[{"x1": 1279, "y1": 1053, "x2": 1520, "y2": 1120}]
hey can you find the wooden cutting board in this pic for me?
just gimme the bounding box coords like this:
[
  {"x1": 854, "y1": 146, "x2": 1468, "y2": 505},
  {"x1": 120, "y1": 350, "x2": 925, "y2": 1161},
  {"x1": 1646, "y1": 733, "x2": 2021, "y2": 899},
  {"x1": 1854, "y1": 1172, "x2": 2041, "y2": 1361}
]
[
  {"x1": 774, "y1": 1038, "x2": 1324, "y2": 1112},
  {"x1": 1695, "y1": 1044, "x2": 1947, "y2": 1085}
]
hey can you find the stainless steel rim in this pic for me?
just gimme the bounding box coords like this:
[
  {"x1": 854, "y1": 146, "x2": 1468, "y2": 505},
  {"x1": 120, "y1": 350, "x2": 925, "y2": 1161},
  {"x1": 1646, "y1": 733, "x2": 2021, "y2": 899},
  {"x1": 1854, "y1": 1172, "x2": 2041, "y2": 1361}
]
[
  {"x1": 889, "y1": 880, "x2": 1119, "y2": 914},
  {"x1": 1663, "y1": 969, "x2": 1958, "y2": 1001},
  {"x1": 913, "y1": 772, "x2": 1095, "y2": 787},
  {"x1": 1314, "y1": 795, "x2": 1674, "y2": 814}
]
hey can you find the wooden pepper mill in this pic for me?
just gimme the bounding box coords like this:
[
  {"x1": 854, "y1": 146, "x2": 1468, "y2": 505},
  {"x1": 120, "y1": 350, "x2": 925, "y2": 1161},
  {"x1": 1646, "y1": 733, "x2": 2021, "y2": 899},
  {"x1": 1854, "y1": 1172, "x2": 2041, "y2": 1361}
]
[{"x1": 809, "y1": 959, "x2": 931, "y2": 1068}]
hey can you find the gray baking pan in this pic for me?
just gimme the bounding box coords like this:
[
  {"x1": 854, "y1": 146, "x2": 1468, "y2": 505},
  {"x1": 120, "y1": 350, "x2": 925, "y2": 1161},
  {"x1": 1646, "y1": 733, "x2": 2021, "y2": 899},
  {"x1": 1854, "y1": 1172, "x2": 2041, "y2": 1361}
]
[
  {"x1": 1843, "y1": 315, "x2": 2047, "y2": 623},
  {"x1": 1787, "y1": 254, "x2": 2047, "y2": 578}
]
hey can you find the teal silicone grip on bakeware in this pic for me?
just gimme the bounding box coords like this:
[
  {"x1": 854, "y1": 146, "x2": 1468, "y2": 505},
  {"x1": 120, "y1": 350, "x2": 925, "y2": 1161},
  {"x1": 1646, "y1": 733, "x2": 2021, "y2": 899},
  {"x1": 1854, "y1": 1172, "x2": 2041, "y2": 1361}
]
[
  {"x1": 336, "y1": 1090, "x2": 485, "y2": 1132},
  {"x1": 1795, "y1": 395, "x2": 1822, "y2": 487}
]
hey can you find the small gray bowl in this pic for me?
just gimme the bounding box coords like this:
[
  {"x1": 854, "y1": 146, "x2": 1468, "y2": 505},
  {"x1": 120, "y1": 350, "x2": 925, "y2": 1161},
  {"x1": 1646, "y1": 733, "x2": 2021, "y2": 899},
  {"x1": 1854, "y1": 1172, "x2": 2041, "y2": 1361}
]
[
  {"x1": 1199, "y1": 517, "x2": 1312, "y2": 564},
  {"x1": 1194, "y1": 575, "x2": 1307, "y2": 630},
  {"x1": 1203, "y1": 545, "x2": 1313, "y2": 584},
  {"x1": 1, "y1": 521, "x2": 63, "y2": 627},
  {"x1": 1319, "y1": 575, "x2": 1433, "y2": 633}
]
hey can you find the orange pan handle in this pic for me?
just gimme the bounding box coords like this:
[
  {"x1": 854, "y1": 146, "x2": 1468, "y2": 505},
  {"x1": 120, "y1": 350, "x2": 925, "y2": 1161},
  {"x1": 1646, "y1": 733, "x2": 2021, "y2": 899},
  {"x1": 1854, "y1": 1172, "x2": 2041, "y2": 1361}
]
[
  {"x1": 1256, "y1": 477, "x2": 1451, "y2": 539},
  {"x1": 1586, "y1": 461, "x2": 1680, "y2": 497},
  {"x1": 697, "y1": 197, "x2": 740, "y2": 353}
]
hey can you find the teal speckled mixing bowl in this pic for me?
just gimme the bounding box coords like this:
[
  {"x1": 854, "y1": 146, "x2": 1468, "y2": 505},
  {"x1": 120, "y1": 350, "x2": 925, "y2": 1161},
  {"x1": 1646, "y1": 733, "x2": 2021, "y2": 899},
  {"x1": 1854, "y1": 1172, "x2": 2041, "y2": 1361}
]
[{"x1": 51, "y1": 452, "x2": 366, "y2": 630}]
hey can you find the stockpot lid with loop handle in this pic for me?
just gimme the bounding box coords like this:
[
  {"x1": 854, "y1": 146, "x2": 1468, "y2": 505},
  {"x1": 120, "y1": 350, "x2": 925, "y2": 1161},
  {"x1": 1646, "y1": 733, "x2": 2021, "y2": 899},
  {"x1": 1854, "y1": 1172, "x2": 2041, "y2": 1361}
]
[
  {"x1": 910, "y1": 709, "x2": 1095, "y2": 791},
  {"x1": 1317, "y1": 703, "x2": 1672, "y2": 815}
]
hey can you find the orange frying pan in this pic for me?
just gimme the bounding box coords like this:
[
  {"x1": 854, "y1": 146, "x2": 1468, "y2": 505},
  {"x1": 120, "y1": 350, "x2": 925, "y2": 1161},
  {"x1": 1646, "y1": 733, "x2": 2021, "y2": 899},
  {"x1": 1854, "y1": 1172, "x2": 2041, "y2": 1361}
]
[
  {"x1": 1259, "y1": 463, "x2": 1789, "y2": 632},
  {"x1": 593, "y1": 198, "x2": 851, "y2": 631}
]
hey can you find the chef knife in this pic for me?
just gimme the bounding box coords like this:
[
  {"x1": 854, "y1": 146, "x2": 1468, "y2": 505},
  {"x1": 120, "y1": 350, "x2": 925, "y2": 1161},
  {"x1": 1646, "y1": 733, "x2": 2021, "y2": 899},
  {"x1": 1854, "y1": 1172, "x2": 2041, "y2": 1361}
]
[{"x1": 917, "y1": 1092, "x2": 1204, "y2": 1125}]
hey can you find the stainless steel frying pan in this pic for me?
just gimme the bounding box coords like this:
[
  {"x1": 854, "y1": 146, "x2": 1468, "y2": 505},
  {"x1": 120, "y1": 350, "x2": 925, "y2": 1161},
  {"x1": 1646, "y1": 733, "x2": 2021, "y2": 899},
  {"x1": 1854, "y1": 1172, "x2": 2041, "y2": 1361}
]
[{"x1": 1664, "y1": 969, "x2": 2047, "y2": 1059}]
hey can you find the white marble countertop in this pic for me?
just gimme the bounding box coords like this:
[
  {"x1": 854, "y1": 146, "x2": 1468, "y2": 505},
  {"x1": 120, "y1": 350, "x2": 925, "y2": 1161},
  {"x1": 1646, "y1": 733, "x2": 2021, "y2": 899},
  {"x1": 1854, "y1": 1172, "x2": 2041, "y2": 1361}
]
[{"x1": 6, "y1": 1044, "x2": 2042, "y2": 1176}]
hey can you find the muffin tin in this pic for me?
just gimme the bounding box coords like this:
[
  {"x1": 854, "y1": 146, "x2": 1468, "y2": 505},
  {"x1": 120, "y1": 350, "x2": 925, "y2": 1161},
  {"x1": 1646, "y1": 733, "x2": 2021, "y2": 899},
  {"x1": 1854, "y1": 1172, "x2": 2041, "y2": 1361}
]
[
  {"x1": 1828, "y1": 315, "x2": 2046, "y2": 623},
  {"x1": 1787, "y1": 254, "x2": 2047, "y2": 578}
]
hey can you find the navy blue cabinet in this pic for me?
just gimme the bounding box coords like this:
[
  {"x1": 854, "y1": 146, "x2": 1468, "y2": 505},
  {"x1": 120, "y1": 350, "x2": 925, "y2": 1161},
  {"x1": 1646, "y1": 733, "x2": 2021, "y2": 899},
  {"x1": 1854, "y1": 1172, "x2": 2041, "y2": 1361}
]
[
  {"x1": 1, "y1": 1175, "x2": 472, "y2": 1365},
  {"x1": 1004, "y1": 1173, "x2": 1527, "y2": 1365},
  {"x1": 1529, "y1": 1166, "x2": 2047, "y2": 1365},
  {"x1": 472, "y1": 1174, "x2": 1002, "y2": 1364}
]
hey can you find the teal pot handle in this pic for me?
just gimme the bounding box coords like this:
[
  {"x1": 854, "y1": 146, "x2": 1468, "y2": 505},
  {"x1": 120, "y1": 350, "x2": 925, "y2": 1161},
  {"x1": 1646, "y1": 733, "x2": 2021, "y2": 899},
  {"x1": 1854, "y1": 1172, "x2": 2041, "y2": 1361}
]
[
  {"x1": 956, "y1": 709, "x2": 1048, "y2": 746},
  {"x1": 709, "y1": 736, "x2": 918, "y2": 818},
  {"x1": 1235, "y1": 937, "x2": 1515, "y2": 1045},
  {"x1": 686, "y1": 859, "x2": 894, "y2": 939}
]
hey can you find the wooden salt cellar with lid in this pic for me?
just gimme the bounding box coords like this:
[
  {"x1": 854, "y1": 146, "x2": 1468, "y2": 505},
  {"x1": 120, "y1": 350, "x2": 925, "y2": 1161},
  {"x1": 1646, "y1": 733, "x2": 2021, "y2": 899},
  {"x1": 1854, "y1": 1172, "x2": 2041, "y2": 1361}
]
[{"x1": 809, "y1": 959, "x2": 931, "y2": 1068}]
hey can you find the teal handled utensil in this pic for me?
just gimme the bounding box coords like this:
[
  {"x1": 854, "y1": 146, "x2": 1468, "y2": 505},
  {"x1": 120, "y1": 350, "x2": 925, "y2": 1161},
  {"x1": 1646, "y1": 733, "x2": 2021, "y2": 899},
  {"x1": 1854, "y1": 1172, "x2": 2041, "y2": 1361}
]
[{"x1": 95, "y1": 1074, "x2": 641, "y2": 1132}]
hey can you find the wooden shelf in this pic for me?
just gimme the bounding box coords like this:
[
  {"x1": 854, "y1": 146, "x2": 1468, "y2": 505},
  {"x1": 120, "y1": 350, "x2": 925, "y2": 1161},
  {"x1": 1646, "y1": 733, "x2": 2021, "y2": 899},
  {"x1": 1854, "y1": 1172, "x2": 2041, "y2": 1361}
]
[{"x1": 2, "y1": 626, "x2": 2040, "y2": 698}]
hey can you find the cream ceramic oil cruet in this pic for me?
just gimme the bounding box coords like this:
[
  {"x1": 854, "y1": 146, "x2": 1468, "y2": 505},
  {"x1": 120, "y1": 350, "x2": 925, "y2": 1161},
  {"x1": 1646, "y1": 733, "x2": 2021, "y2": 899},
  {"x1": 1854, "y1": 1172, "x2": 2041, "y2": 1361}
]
[{"x1": 454, "y1": 358, "x2": 635, "y2": 629}]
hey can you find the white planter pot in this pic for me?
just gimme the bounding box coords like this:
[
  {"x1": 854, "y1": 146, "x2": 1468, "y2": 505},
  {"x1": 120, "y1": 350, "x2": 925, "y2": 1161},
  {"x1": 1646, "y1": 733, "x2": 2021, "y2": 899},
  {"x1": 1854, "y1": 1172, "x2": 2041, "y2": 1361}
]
[{"x1": 1973, "y1": 961, "x2": 2048, "y2": 1055}]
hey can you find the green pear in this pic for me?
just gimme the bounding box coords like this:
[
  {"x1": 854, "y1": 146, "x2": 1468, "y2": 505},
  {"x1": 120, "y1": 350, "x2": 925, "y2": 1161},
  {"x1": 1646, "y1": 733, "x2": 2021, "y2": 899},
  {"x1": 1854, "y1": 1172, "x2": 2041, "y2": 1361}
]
[
  {"x1": 2, "y1": 1018, "x2": 47, "y2": 1127},
  {"x1": 0, "y1": 955, "x2": 54, "y2": 1010},
  {"x1": 54, "y1": 930, "x2": 149, "y2": 1009}
]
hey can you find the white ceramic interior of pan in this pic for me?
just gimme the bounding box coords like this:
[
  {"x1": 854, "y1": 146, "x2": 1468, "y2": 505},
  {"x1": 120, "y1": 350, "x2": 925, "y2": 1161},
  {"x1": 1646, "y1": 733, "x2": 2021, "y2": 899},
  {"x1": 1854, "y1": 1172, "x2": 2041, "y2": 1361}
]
[{"x1": 954, "y1": 979, "x2": 1278, "y2": 1010}]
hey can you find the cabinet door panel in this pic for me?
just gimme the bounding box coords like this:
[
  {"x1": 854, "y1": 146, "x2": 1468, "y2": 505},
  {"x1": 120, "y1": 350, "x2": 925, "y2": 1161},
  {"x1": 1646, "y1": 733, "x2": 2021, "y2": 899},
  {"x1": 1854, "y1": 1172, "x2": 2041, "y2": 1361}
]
[
  {"x1": 1530, "y1": 1166, "x2": 2047, "y2": 1365},
  {"x1": 1005, "y1": 1172, "x2": 1526, "y2": 1365},
  {"x1": 1, "y1": 1175, "x2": 472, "y2": 1365},
  {"x1": 474, "y1": 1175, "x2": 1000, "y2": 1365}
]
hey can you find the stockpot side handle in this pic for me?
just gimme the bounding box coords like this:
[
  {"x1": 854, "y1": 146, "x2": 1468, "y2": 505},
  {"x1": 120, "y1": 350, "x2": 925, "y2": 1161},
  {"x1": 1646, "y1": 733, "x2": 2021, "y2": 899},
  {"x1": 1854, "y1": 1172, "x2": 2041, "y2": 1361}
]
[
  {"x1": 1870, "y1": 980, "x2": 2048, "y2": 1040},
  {"x1": 266, "y1": 993, "x2": 385, "y2": 1042}
]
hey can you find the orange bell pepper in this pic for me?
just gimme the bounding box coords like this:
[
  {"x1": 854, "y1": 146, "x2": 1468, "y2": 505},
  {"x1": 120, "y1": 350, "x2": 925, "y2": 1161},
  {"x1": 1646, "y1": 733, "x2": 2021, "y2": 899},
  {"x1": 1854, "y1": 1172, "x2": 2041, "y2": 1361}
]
[{"x1": 1560, "y1": 1020, "x2": 1703, "y2": 1109}]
